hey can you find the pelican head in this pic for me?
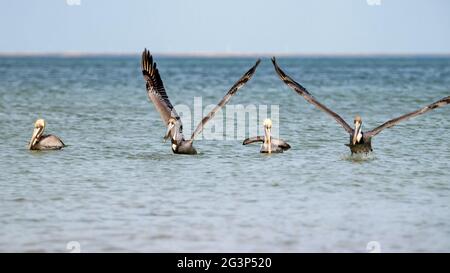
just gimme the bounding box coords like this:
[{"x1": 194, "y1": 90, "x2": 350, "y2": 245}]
[
  {"x1": 263, "y1": 118, "x2": 272, "y2": 129},
  {"x1": 263, "y1": 119, "x2": 272, "y2": 153},
  {"x1": 29, "y1": 119, "x2": 46, "y2": 149},
  {"x1": 163, "y1": 117, "x2": 177, "y2": 143},
  {"x1": 352, "y1": 115, "x2": 363, "y2": 145}
]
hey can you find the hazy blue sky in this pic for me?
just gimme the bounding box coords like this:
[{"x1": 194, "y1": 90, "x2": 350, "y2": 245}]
[{"x1": 0, "y1": 0, "x2": 449, "y2": 54}]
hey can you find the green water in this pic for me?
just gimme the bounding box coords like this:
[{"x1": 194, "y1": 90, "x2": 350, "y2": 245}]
[{"x1": 0, "y1": 56, "x2": 449, "y2": 252}]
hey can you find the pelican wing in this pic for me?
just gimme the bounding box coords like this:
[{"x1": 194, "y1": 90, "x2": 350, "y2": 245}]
[
  {"x1": 272, "y1": 138, "x2": 291, "y2": 150},
  {"x1": 365, "y1": 96, "x2": 450, "y2": 137},
  {"x1": 272, "y1": 57, "x2": 354, "y2": 134},
  {"x1": 189, "y1": 59, "x2": 261, "y2": 141},
  {"x1": 37, "y1": 135, "x2": 66, "y2": 150},
  {"x1": 141, "y1": 49, "x2": 180, "y2": 125},
  {"x1": 243, "y1": 136, "x2": 264, "y2": 145}
]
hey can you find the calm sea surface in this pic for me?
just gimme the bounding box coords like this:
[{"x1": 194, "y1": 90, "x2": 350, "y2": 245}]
[{"x1": 0, "y1": 56, "x2": 449, "y2": 252}]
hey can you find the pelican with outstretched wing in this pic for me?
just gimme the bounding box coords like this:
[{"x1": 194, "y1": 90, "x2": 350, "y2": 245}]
[
  {"x1": 243, "y1": 119, "x2": 290, "y2": 153},
  {"x1": 272, "y1": 57, "x2": 450, "y2": 154},
  {"x1": 141, "y1": 49, "x2": 260, "y2": 154}
]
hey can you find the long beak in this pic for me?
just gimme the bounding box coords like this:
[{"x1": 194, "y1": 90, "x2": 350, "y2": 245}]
[
  {"x1": 28, "y1": 127, "x2": 41, "y2": 149},
  {"x1": 352, "y1": 123, "x2": 361, "y2": 145},
  {"x1": 163, "y1": 123, "x2": 174, "y2": 142},
  {"x1": 265, "y1": 127, "x2": 272, "y2": 154}
]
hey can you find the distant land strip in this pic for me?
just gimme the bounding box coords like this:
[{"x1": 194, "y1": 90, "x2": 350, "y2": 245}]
[{"x1": 1, "y1": 51, "x2": 450, "y2": 58}]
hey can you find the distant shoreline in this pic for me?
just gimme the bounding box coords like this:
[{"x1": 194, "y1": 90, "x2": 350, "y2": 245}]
[{"x1": 1, "y1": 51, "x2": 450, "y2": 58}]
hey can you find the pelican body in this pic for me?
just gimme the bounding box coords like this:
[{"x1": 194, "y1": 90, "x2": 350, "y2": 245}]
[
  {"x1": 272, "y1": 57, "x2": 450, "y2": 155},
  {"x1": 243, "y1": 119, "x2": 291, "y2": 153},
  {"x1": 345, "y1": 140, "x2": 373, "y2": 154},
  {"x1": 164, "y1": 117, "x2": 197, "y2": 155},
  {"x1": 141, "y1": 49, "x2": 260, "y2": 155},
  {"x1": 28, "y1": 119, "x2": 65, "y2": 150},
  {"x1": 343, "y1": 115, "x2": 373, "y2": 154}
]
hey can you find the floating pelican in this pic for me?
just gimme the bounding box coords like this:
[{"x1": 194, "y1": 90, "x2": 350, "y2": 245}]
[
  {"x1": 243, "y1": 119, "x2": 291, "y2": 153},
  {"x1": 272, "y1": 57, "x2": 450, "y2": 154},
  {"x1": 141, "y1": 49, "x2": 260, "y2": 155},
  {"x1": 28, "y1": 119, "x2": 65, "y2": 150}
]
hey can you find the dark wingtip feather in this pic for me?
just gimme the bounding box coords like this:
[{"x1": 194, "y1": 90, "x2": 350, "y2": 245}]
[
  {"x1": 237, "y1": 59, "x2": 261, "y2": 86},
  {"x1": 248, "y1": 59, "x2": 261, "y2": 74},
  {"x1": 430, "y1": 96, "x2": 450, "y2": 109},
  {"x1": 271, "y1": 56, "x2": 277, "y2": 64},
  {"x1": 246, "y1": 59, "x2": 261, "y2": 76},
  {"x1": 271, "y1": 56, "x2": 285, "y2": 77},
  {"x1": 141, "y1": 48, "x2": 157, "y2": 78},
  {"x1": 284, "y1": 143, "x2": 291, "y2": 150}
]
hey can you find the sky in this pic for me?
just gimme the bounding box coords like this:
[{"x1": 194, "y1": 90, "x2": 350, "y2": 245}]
[{"x1": 0, "y1": 0, "x2": 449, "y2": 54}]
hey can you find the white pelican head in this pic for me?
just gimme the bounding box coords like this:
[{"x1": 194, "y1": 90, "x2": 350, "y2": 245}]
[
  {"x1": 163, "y1": 117, "x2": 177, "y2": 143},
  {"x1": 29, "y1": 119, "x2": 46, "y2": 149},
  {"x1": 263, "y1": 119, "x2": 272, "y2": 153},
  {"x1": 352, "y1": 115, "x2": 363, "y2": 145}
]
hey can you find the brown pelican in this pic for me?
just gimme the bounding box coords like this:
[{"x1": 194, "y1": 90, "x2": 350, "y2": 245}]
[
  {"x1": 28, "y1": 119, "x2": 65, "y2": 150},
  {"x1": 271, "y1": 57, "x2": 450, "y2": 154},
  {"x1": 141, "y1": 49, "x2": 260, "y2": 155},
  {"x1": 243, "y1": 119, "x2": 291, "y2": 153}
]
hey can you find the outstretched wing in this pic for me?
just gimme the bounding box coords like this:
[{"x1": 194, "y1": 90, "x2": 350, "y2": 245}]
[
  {"x1": 365, "y1": 96, "x2": 450, "y2": 137},
  {"x1": 189, "y1": 59, "x2": 261, "y2": 141},
  {"x1": 271, "y1": 57, "x2": 354, "y2": 134},
  {"x1": 243, "y1": 136, "x2": 264, "y2": 145},
  {"x1": 243, "y1": 136, "x2": 291, "y2": 151},
  {"x1": 141, "y1": 49, "x2": 181, "y2": 126}
]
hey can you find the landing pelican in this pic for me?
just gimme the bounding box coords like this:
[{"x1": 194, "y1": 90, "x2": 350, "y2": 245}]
[
  {"x1": 272, "y1": 57, "x2": 450, "y2": 154},
  {"x1": 141, "y1": 49, "x2": 260, "y2": 154},
  {"x1": 243, "y1": 119, "x2": 291, "y2": 153},
  {"x1": 28, "y1": 119, "x2": 65, "y2": 150}
]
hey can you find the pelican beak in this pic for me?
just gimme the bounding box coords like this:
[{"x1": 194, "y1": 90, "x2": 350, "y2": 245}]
[
  {"x1": 163, "y1": 123, "x2": 175, "y2": 142},
  {"x1": 28, "y1": 127, "x2": 41, "y2": 149},
  {"x1": 352, "y1": 122, "x2": 361, "y2": 145},
  {"x1": 265, "y1": 127, "x2": 272, "y2": 154}
]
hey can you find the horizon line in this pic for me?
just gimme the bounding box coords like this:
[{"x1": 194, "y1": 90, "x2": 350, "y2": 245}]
[{"x1": 1, "y1": 51, "x2": 450, "y2": 58}]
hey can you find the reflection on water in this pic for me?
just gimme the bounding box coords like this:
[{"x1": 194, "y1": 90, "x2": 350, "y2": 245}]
[{"x1": 0, "y1": 56, "x2": 450, "y2": 252}]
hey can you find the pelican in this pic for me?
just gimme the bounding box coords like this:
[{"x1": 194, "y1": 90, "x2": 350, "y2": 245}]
[
  {"x1": 141, "y1": 49, "x2": 260, "y2": 155},
  {"x1": 28, "y1": 119, "x2": 65, "y2": 150},
  {"x1": 272, "y1": 57, "x2": 450, "y2": 154},
  {"x1": 243, "y1": 119, "x2": 290, "y2": 153}
]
